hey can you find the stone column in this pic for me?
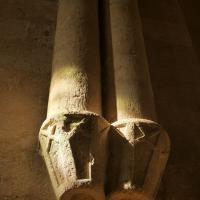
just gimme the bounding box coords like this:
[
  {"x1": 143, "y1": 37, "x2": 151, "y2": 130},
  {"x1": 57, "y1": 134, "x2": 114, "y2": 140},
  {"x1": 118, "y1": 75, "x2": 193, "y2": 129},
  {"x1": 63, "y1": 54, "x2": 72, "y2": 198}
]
[
  {"x1": 39, "y1": 0, "x2": 110, "y2": 199},
  {"x1": 47, "y1": 0, "x2": 101, "y2": 117},
  {"x1": 106, "y1": 0, "x2": 170, "y2": 199},
  {"x1": 109, "y1": 0, "x2": 156, "y2": 121}
]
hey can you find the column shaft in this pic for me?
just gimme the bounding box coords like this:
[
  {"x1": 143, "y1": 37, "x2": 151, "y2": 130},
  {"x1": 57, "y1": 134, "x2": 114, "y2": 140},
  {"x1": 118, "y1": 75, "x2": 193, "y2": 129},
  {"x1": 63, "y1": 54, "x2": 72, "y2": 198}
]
[
  {"x1": 47, "y1": 0, "x2": 102, "y2": 117},
  {"x1": 109, "y1": 0, "x2": 156, "y2": 121},
  {"x1": 106, "y1": 1, "x2": 170, "y2": 199},
  {"x1": 39, "y1": 1, "x2": 110, "y2": 200}
]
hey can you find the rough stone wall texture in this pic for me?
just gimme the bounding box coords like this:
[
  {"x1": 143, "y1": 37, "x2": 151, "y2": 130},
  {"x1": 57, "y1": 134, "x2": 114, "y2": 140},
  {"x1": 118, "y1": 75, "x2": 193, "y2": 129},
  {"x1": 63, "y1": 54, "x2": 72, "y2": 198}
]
[
  {"x1": 139, "y1": 0, "x2": 200, "y2": 199},
  {"x1": 179, "y1": 0, "x2": 200, "y2": 63},
  {"x1": 0, "y1": 0, "x2": 57, "y2": 199},
  {"x1": 0, "y1": 0, "x2": 200, "y2": 200}
]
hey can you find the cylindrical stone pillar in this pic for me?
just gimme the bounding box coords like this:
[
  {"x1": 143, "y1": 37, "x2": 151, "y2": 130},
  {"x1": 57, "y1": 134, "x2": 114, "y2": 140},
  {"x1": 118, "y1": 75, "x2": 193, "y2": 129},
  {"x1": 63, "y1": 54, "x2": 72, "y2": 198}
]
[
  {"x1": 39, "y1": 1, "x2": 110, "y2": 200},
  {"x1": 47, "y1": 0, "x2": 102, "y2": 117},
  {"x1": 109, "y1": 0, "x2": 156, "y2": 121},
  {"x1": 106, "y1": 0, "x2": 170, "y2": 199}
]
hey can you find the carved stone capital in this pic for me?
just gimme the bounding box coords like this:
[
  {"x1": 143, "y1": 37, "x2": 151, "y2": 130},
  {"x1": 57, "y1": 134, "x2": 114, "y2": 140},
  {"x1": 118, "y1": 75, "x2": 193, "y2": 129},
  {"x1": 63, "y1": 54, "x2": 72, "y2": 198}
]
[
  {"x1": 106, "y1": 118, "x2": 170, "y2": 200},
  {"x1": 39, "y1": 112, "x2": 110, "y2": 200}
]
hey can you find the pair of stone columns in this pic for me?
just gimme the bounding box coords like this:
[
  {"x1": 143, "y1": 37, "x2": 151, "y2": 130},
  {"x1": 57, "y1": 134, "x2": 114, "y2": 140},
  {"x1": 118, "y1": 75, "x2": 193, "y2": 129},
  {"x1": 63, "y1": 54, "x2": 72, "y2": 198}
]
[{"x1": 39, "y1": 0, "x2": 170, "y2": 200}]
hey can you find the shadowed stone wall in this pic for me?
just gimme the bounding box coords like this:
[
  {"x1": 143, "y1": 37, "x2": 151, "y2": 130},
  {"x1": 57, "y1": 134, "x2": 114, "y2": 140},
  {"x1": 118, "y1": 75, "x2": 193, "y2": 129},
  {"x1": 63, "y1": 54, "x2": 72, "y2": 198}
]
[
  {"x1": 0, "y1": 0, "x2": 200, "y2": 199},
  {"x1": 0, "y1": 0, "x2": 57, "y2": 199},
  {"x1": 139, "y1": 0, "x2": 200, "y2": 199}
]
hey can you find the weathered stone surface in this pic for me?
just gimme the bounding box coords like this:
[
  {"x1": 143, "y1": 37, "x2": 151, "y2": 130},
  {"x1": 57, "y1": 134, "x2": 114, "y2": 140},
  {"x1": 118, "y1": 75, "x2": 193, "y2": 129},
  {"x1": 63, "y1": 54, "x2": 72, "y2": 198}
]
[
  {"x1": 47, "y1": 0, "x2": 102, "y2": 117},
  {"x1": 2, "y1": 0, "x2": 200, "y2": 200},
  {"x1": 106, "y1": 1, "x2": 170, "y2": 199},
  {"x1": 106, "y1": 118, "x2": 170, "y2": 199},
  {"x1": 41, "y1": 0, "x2": 104, "y2": 198},
  {"x1": 0, "y1": 1, "x2": 57, "y2": 199},
  {"x1": 139, "y1": 0, "x2": 200, "y2": 199},
  {"x1": 39, "y1": 112, "x2": 110, "y2": 200},
  {"x1": 109, "y1": 0, "x2": 156, "y2": 121},
  {"x1": 108, "y1": 190, "x2": 152, "y2": 200}
]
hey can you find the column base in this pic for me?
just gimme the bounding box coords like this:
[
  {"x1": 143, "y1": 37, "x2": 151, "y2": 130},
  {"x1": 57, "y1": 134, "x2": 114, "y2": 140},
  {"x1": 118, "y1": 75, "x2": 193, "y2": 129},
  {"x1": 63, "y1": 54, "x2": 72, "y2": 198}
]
[
  {"x1": 108, "y1": 190, "x2": 152, "y2": 200},
  {"x1": 60, "y1": 187, "x2": 105, "y2": 200}
]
